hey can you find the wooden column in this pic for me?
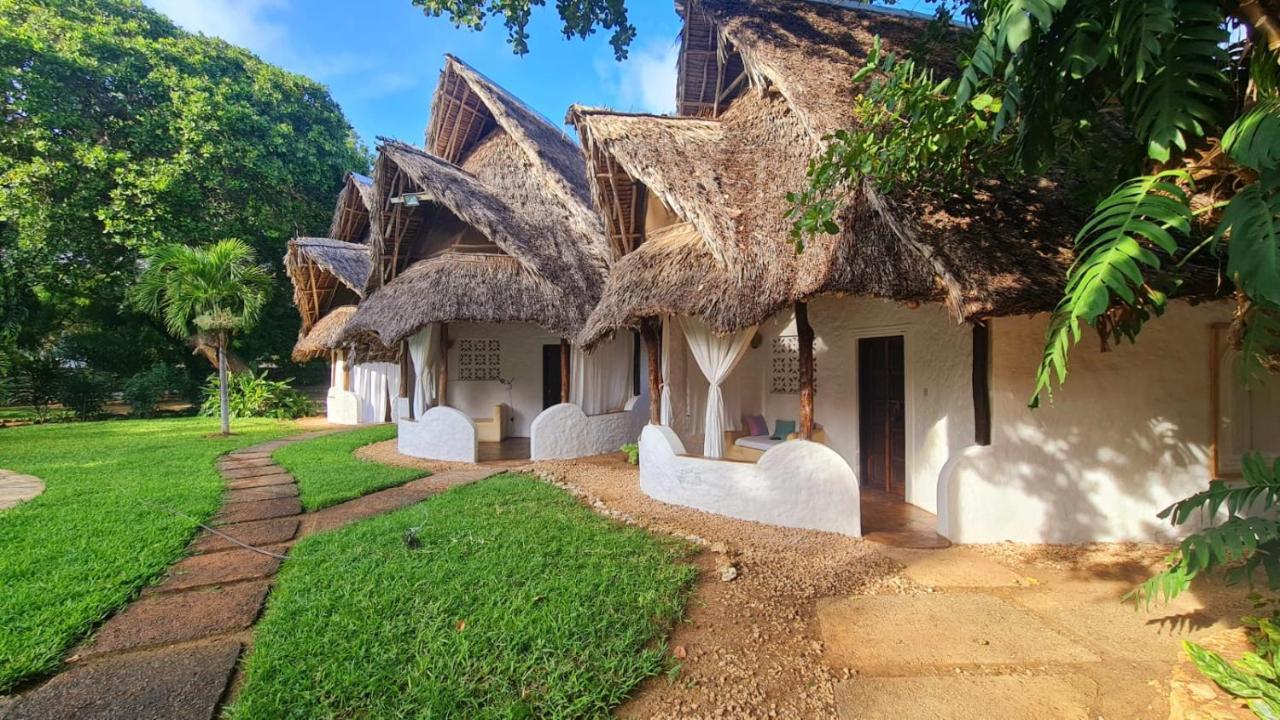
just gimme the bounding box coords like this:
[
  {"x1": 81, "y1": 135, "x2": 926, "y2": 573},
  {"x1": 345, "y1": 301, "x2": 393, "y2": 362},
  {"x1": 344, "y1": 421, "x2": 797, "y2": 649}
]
[
  {"x1": 640, "y1": 318, "x2": 662, "y2": 425},
  {"x1": 796, "y1": 302, "x2": 815, "y2": 440},
  {"x1": 439, "y1": 323, "x2": 449, "y2": 407},
  {"x1": 341, "y1": 349, "x2": 352, "y2": 391},
  {"x1": 399, "y1": 341, "x2": 411, "y2": 399},
  {"x1": 560, "y1": 339, "x2": 571, "y2": 403},
  {"x1": 972, "y1": 322, "x2": 992, "y2": 446}
]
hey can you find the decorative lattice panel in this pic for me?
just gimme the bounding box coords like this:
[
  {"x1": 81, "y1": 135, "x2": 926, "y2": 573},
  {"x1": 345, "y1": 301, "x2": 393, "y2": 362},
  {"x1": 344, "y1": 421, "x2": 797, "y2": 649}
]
[
  {"x1": 458, "y1": 338, "x2": 501, "y2": 381},
  {"x1": 770, "y1": 336, "x2": 814, "y2": 394}
]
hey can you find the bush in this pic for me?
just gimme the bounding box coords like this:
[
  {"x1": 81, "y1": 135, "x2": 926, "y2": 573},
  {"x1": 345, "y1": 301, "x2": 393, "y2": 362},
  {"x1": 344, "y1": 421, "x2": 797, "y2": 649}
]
[
  {"x1": 201, "y1": 371, "x2": 315, "y2": 420},
  {"x1": 620, "y1": 442, "x2": 639, "y2": 465},
  {"x1": 56, "y1": 369, "x2": 113, "y2": 420},
  {"x1": 2, "y1": 351, "x2": 64, "y2": 422},
  {"x1": 123, "y1": 364, "x2": 189, "y2": 417}
]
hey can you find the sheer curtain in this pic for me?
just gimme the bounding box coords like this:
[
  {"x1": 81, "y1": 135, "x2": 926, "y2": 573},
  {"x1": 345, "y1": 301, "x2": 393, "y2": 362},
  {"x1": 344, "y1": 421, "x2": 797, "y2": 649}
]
[
  {"x1": 660, "y1": 316, "x2": 674, "y2": 426},
  {"x1": 571, "y1": 334, "x2": 633, "y2": 415},
  {"x1": 407, "y1": 324, "x2": 440, "y2": 418},
  {"x1": 678, "y1": 316, "x2": 756, "y2": 458},
  {"x1": 353, "y1": 362, "x2": 399, "y2": 423}
]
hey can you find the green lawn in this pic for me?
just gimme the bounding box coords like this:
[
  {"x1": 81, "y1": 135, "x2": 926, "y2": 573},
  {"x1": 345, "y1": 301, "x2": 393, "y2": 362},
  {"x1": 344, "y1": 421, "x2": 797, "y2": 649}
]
[
  {"x1": 228, "y1": 474, "x2": 697, "y2": 720},
  {"x1": 0, "y1": 417, "x2": 296, "y2": 691},
  {"x1": 273, "y1": 424, "x2": 424, "y2": 511}
]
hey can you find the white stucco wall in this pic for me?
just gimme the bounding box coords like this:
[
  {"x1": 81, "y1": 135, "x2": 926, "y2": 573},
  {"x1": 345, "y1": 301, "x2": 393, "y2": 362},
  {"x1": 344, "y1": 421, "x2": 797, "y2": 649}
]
[
  {"x1": 939, "y1": 300, "x2": 1234, "y2": 544},
  {"x1": 664, "y1": 296, "x2": 973, "y2": 514},
  {"x1": 326, "y1": 387, "x2": 360, "y2": 425},
  {"x1": 530, "y1": 397, "x2": 649, "y2": 460},
  {"x1": 639, "y1": 424, "x2": 860, "y2": 536},
  {"x1": 397, "y1": 406, "x2": 477, "y2": 463},
  {"x1": 443, "y1": 322, "x2": 562, "y2": 437}
]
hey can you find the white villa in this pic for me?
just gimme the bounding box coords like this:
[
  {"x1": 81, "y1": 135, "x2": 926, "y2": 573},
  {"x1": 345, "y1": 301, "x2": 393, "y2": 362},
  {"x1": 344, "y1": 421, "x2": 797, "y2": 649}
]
[{"x1": 568, "y1": 0, "x2": 1279, "y2": 544}]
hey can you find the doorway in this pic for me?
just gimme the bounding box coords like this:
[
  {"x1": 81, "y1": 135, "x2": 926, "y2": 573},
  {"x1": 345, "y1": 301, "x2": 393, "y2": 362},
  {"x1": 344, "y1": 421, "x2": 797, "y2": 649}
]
[
  {"x1": 541, "y1": 344, "x2": 565, "y2": 409},
  {"x1": 859, "y1": 335, "x2": 906, "y2": 497}
]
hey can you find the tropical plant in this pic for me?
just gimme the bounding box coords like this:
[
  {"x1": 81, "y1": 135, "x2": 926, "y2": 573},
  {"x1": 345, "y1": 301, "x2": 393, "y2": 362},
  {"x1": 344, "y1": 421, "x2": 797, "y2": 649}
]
[
  {"x1": 1183, "y1": 612, "x2": 1280, "y2": 718},
  {"x1": 0, "y1": 0, "x2": 367, "y2": 379},
  {"x1": 131, "y1": 240, "x2": 273, "y2": 435},
  {"x1": 55, "y1": 368, "x2": 113, "y2": 420},
  {"x1": 122, "y1": 364, "x2": 190, "y2": 417},
  {"x1": 199, "y1": 372, "x2": 315, "y2": 421},
  {"x1": 410, "y1": 0, "x2": 636, "y2": 59},
  {"x1": 1, "y1": 351, "x2": 64, "y2": 423},
  {"x1": 620, "y1": 442, "x2": 640, "y2": 465}
]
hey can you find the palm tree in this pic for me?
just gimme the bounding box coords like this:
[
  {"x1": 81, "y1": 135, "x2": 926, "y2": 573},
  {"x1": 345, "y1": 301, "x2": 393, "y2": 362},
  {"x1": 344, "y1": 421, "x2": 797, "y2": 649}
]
[{"x1": 132, "y1": 240, "x2": 273, "y2": 435}]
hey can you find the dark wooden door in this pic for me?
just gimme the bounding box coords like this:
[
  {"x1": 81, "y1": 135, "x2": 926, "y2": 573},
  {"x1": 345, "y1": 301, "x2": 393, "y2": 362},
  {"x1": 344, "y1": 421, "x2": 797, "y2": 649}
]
[
  {"x1": 859, "y1": 336, "x2": 906, "y2": 497},
  {"x1": 542, "y1": 344, "x2": 564, "y2": 409}
]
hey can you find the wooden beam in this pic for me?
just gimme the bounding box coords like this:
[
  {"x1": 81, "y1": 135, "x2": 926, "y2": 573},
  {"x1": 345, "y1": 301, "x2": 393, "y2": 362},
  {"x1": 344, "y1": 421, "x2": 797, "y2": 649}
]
[
  {"x1": 796, "y1": 302, "x2": 815, "y2": 439},
  {"x1": 560, "y1": 339, "x2": 571, "y2": 404},
  {"x1": 640, "y1": 318, "x2": 662, "y2": 425},
  {"x1": 972, "y1": 322, "x2": 992, "y2": 446}
]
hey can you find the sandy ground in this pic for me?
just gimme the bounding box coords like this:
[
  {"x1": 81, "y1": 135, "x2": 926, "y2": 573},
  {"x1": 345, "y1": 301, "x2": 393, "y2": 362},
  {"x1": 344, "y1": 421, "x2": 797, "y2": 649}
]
[{"x1": 353, "y1": 443, "x2": 1251, "y2": 719}]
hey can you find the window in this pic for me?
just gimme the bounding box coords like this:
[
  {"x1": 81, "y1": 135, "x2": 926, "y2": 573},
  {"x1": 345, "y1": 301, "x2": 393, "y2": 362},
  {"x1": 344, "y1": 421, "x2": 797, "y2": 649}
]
[
  {"x1": 458, "y1": 338, "x2": 501, "y2": 381},
  {"x1": 770, "y1": 336, "x2": 813, "y2": 394}
]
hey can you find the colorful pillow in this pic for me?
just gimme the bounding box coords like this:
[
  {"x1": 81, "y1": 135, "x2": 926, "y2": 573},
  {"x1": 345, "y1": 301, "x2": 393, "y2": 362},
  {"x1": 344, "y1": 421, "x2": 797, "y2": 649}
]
[
  {"x1": 745, "y1": 414, "x2": 768, "y2": 437},
  {"x1": 771, "y1": 419, "x2": 796, "y2": 440}
]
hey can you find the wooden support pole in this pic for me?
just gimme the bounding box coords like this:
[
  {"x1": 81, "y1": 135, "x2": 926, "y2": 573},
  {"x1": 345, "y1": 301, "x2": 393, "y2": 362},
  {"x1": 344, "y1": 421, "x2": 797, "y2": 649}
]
[
  {"x1": 399, "y1": 340, "x2": 411, "y2": 399},
  {"x1": 560, "y1": 339, "x2": 571, "y2": 404},
  {"x1": 972, "y1": 322, "x2": 992, "y2": 446},
  {"x1": 796, "y1": 302, "x2": 815, "y2": 440},
  {"x1": 341, "y1": 349, "x2": 351, "y2": 392},
  {"x1": 640, "y1": 318, "x2": 662, "y2": 425},
  {"x1": 439, "y1": 323, "x2": 449, "y2": 407}
]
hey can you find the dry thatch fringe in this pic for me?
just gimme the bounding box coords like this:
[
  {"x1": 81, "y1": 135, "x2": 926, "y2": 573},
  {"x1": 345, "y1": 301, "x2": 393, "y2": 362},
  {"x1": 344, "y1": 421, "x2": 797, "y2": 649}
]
[
  {"x1": 292, "y1": 306, "x2": 358, "y2": 362},
  {"x1": 345, "y1": 253, "x2": 583, "y2": 344}
]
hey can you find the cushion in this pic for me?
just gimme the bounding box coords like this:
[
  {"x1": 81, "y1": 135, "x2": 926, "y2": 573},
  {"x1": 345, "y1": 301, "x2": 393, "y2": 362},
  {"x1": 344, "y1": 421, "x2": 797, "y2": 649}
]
[
  {"x1": 745, "y1": 414, "x2": 768, "y2": 437},
  {"x1": 771, "y1": 419, "x2": 796, "y2": 440},
  {"x1": 735, "y1": 435, "x2": 781, "y2": 452}
]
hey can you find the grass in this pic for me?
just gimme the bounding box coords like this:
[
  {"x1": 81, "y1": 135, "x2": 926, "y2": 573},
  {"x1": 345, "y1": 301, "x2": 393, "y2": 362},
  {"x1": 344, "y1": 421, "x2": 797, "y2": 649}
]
[
  {"x1": 228, "y1": 474, "x2": 697, "y2": 720},
  {"x1": 272, "y1": 424, "x2": 423, "y2": 511},
  {"x1": 0, "y1": 405, "x2": 71, "y2": 422},
  {"x1": 0, "y1": 417, "x2": 296, "y2": 691}
]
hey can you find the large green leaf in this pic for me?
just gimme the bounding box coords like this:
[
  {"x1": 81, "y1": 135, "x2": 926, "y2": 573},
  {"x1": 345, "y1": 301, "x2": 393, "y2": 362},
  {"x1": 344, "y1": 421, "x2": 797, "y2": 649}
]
[
  {"x1": 1224, "y1": 98, "x2": 1280, "y2": 171},
  {"x1": 1113, "y1": 0, "x2": 1175, "y2": 83},
  {"x1": 1031, "y1": 170, "x2": 1193, "y2": 406},
  {"x1": 1217, "y1": 174, "x2": 1280, "y2": 307}
]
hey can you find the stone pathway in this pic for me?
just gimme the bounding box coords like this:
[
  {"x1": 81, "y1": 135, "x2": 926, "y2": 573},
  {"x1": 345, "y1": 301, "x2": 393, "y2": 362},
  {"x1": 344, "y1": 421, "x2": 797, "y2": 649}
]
[
  {"x1": 0, "y1": 470, "x2": 44, "y2": 510},
  {"x1": 5, "y1": 430, "x2": 489, "y2": 720}
]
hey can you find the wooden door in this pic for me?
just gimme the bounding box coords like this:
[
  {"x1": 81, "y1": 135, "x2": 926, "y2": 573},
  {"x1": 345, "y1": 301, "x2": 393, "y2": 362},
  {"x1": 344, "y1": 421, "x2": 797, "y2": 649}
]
[
  {"x1": 858, "y1": 336, "x2": 906, "y2": 497},
  {"x1": 542, "y1": 344, "x2": 564, "y2": 409}
]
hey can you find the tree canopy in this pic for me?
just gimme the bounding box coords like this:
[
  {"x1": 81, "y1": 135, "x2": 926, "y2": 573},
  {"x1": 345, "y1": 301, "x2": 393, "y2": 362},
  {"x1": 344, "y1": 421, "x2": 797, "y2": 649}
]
[
  {"x1": 411, "y1": 0, "x2": 636, "y2": 59},
  {"x1": 0, "y1": 0, "x2": 368, "y2": 379}
]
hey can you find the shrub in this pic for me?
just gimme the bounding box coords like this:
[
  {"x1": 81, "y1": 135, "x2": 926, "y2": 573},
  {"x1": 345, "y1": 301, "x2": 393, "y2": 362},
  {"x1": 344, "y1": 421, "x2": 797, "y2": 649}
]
[
  {"x1": 56, "y1": 369, "x2": 114, "y2": 420},
  {"x1": 1184, "y1": 612, "x2": 1280, "y2": 718},
  {"x1": 123, "y1": 364, "x2": 188, "y2": 417},
  {"x1": 200, "y1": 371, "x2": 315, "y2": 420},
  {"x1": 620, "y1": 442, "x2": 639, "y2": 465},
  {"x1": 2, "y1": 351, "x2": 64, "y2": 422}
]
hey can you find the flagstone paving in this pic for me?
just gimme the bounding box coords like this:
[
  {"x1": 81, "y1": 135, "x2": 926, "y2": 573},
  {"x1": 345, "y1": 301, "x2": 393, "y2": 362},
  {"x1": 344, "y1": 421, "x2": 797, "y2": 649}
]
[
  {"x1": 4, "y1": 427, "x2": 494, "y2": 720},
  {"x1": 0, "y1": 470, "x2": 44, "y2": 510}
]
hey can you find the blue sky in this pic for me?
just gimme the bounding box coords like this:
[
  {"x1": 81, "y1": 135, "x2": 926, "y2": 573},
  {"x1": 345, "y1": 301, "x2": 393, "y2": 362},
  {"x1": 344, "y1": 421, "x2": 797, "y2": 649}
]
[{"x1": 142, "y1": 0, "x2": 938, "y2": 148}]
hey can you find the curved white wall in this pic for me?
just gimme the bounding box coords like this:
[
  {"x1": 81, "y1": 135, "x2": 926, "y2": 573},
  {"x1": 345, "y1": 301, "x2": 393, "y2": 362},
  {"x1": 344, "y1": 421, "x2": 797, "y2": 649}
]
[
  {"x1": 326, "y1": 387, "x2": 360, "y2": 425},
  {"x1": 397, "y1": 406, "x2": 477, "y2": 463},
  {"x1": 639, "y1": 425, "x2": 861, "y2": 536},
  {"x1": 529, "y1": 398, "x2": 649, "y2": 460}
]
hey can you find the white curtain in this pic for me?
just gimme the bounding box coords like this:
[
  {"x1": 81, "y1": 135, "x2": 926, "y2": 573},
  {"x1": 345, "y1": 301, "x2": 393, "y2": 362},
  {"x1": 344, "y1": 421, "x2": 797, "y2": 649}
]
[
  {"x1": 353, "y1": 362, "x2": 399, "y2": 423},
  {"x1": 660, "y1": 317, "x2": 674, "y2": 426},
  {"x1": 678, "y1": 316, "x2": 756, "y2": 458},
  {"x1": 407, "y1": 324, "x2": 441, "y2": 418},
  {"x1": 571, "y1": 334, "x2": 633, "y2": 416}
]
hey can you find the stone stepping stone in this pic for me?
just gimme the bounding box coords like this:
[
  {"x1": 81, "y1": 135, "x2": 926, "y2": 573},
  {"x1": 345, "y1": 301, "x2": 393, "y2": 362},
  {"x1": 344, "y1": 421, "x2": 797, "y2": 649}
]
[
  {"x1": 213, "y1": 497, "x2": 301, "y2": 526},
  {"x1": 217, "y1": 457, "x2": 277, "y2": 470},
  {"x1": 224, "y1": 484, "x2": 298, "y2": 503},
  {"x1": 219, "y1": 465, "x2": 288, "y2": 480},
  {"x1": 225, "y1": 473, "x2": 293, "y2": 490},
  {"x1": 834, "y1": 675, "x2": 1096, "y2": 720},
  {"x1": 76, "y1": 582, "x2": 269, "y2": 659},
  {"x1": 817, "y1": 593, "x2": 1099, "y2": 674},
  {"x1": 0, "y1": 470, "x2": 45, "y2": 510},
  {"x1": 191, "y1": 516, "x2": 299, "y2": 554},
  {"x1": 8, "y1": 639, "x2": 243, "y2": 720},
  {"x1": 152, "y1": 547, "x2": 284, "y2": 594}
]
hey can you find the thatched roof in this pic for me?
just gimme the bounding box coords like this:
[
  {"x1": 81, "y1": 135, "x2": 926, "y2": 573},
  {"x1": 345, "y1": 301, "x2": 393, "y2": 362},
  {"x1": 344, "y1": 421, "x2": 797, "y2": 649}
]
[
  {"x1": 285, "y1": 237, "x2": 372, "y2": 333},
  {"x1": 328, "y1": 172, "x2": 375, "y2": 242},
  {"x1": 346, "y1": 55, "x2": 608, "y2": 345},
  {"x1": 292, "y1": 305, "x2": 358, "y2": 362},
  {"x1": 574, "y1": 0, "x2": 1092, "y2": 345}
]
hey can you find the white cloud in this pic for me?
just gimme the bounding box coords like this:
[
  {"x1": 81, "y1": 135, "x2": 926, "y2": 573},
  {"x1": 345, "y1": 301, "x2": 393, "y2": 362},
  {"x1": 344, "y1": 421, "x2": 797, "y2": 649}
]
[
  {"x1": 145, "y1": 0, "x2": 289, "y2": 53},
  {"x1": 597, "y1": 39, "x2": 679, "y2": 114}
]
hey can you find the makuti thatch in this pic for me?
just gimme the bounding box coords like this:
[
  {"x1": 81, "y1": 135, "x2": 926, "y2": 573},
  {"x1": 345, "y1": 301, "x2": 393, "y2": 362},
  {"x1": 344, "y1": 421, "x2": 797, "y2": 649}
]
[
  {"x1": 285, "y1": 236, "x2": 372, "y2": 334},
  {"x1": 575, "y1": 0, "x2": 1093, "y2": 346},
  {"x1": 292, "y1": 305, "x2": 358, "y2": 362},
  {"x1": 346, "y1": 55, "x2": 608, "y2": 346},
  {"x1": 328, "y1": 172, "x2": 376, "y2": 242}
]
